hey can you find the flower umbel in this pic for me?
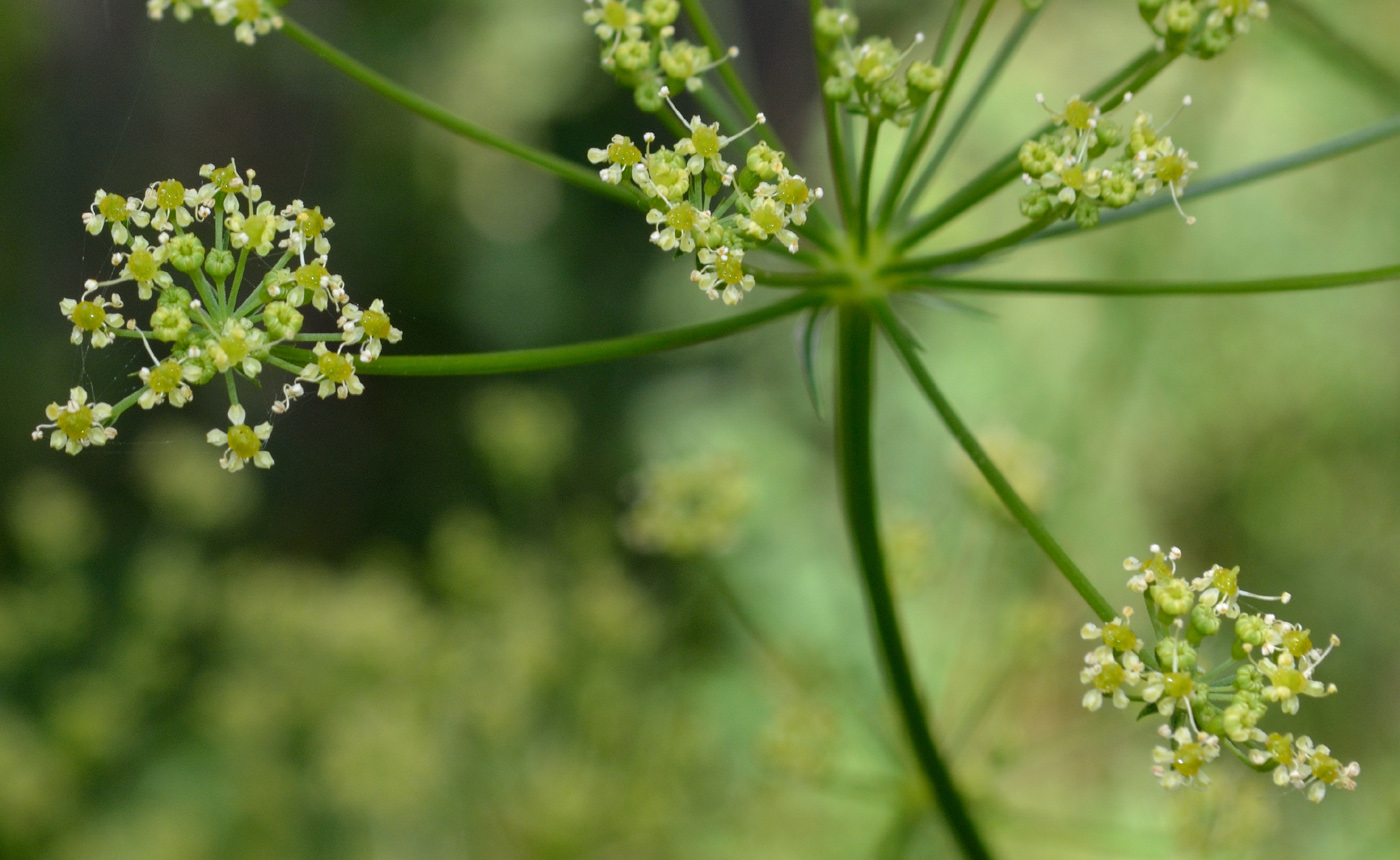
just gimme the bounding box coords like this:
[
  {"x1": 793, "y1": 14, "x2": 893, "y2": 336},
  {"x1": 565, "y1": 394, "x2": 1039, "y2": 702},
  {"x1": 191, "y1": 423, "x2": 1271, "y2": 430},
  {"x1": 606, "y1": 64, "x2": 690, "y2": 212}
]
[
  {"x1": 148, "y1": 0, "x2": 285, "y2": 45},
  {"x1": 34, "y1": 162, "x2": 400, "y2": 470},
  {"x1": 1074, "y1": 544, "x2": 1357, "y2": 802}
]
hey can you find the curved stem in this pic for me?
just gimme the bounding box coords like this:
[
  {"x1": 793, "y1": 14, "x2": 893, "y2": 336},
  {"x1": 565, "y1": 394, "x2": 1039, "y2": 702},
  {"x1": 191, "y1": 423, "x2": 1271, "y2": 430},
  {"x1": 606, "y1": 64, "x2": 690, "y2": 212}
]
[
  {"x1": 900, "y1": 263, "x2": 1400, "y2": 295},
  {"x1": 278, "y1": 16, "x2": 642, "y2": 210},
  {"x1": 892, "y1": 45, "x2": 1170, "y2": 254},
  {"x1": 895, "y1": 5, "x2": 1043, "y2": 223},
  {"x1": 877, "y1": 0, "x2": 999, "y2": 229},
  {"x1": 835, "y1": 305, "x2": 995, "y2": 860},
  {"x1": 1032, "y1": 112, "x2": 1400, "y2": 242},
  {"x1": 270, "y1": 292, "x2": 824, "y2": 376},
  {"x1": 870, "y1": 299, "x2": 1115, "y2": 622},
  {"x1": 883, "y1": 215, "x2": 1052, "y2": 275}
]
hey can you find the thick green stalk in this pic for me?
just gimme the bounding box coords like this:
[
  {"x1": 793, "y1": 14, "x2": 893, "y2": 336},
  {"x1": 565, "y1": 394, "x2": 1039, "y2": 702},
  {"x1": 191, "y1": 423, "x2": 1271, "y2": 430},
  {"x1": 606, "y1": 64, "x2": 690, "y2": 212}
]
[
  {"x1": 899, "y1": 263, "x2": 1400, "y2": 295},
  {"x1": 894, "y1": 5, "x2": 1043, "y2": 223},
  {"x1": 933, "y1": 0, "x2": 972, "y2": 64},
  {"x1": 870, "y1": 299, "x2": 1115, "y2": 622},
  {"x1": 835, "y1": 305, "x2": 995, "y2": 860},
  {"x1": 271, "y1": 292, "x2": 823, "y2": 376},
  {"x1": 877, "y1": 0, "x2": 999, "y2": 229},
  {"x1": 278, "y1": 17, "x2": 641, "y2": 209},
  {"x1": 891, "y1": 45, "x2": 1169, "y2": 254},
  {"x1": 857, "y1": 120, "x2": 882, "y2": 253},
  {"x1": 1033, "y1": 113, "x2": 1400, "y2": 242}
]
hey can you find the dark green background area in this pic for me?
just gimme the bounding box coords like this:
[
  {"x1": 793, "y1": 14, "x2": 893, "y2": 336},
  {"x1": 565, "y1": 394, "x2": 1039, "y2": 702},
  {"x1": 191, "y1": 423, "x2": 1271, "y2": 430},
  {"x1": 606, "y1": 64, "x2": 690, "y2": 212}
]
[{"x1": 0, "y1": 1, "x2": 1398, "y2": 857}]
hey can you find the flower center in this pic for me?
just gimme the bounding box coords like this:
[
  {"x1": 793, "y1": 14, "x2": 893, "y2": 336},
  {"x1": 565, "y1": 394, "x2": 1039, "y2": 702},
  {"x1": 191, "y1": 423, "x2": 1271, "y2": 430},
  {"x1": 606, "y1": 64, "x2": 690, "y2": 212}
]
[
  {"x1": 360, "y1": 308, "x2": 392, "y2": 340},
  {"x1": 98, "y1": 193, "x2": 129, "y2": 222},
  {"x1": 56, "y1": 405, "x2": 94, "y2": 442},
  {"x1": 1312, "y1": 754, "x2": 1341, "y2": 783},
  {"x1": 1173, "y1": 742, "x2": 1206, "y2": 776},
  {"x1": 666, "y1": 202, "x2": 698, "y2": 232},
  {"x1": 751, "y1": 206, "x2": 783, "y2": 236},
  {"x1": 297, "y1": 209, "x2": 325, "y2": 238},
  {"x1": 71, "y1": 301, "x2": 106, "y2": 332},
  {"x1": 691, "y1": 126, "x2": 721, "y2": 159},
  {"x1": 157, "y1": 179, "x2": 185, "y2": 209},
  {"x1": 1163, "y1": 671, "x2": 1193, "y2": 699},
  {"x1": 227, "y1": 424, "x2": 262, "y2": 459},
  {"x1": 1156, "y1": 154, "x2": 1186, "y2": 183},
  {"x1": 1064, "y1": 99, "x2": 1094, "y2": 131},
  {"x1": 1282, "y1": 630, "x2": 1312, "y2": 657},
  {"x1": 1093, "y1": 662, "x2": 1124, "y2": 692},
  {"x1": 318, "y1": 350, "x2": 355, "y2": 384},
  {"x1": 603, "y1": 1, "x2": 630, "y2": 29},
  {"x1": 128, "y1": 247, "x2": 159, "y2": 282},
  {"x1": 296, "y1": 261, "x2": 328, "y2": 290},
  {"x1": 715, "y1": 256, "x2": 745, "y2": 286},
  {"x1": 220, "y1": 333, "x2": 250, "y2": 364},
  {"x1": 149, "y1": 360, "x2": 184, "y2": 394},
  {"x1": 243, "y1": 214, "x2": 271, "y2": 245},
  {"x1": 1102, "y1": 622, "x2": 1138, "y2": 652},
  {"x1": 234, "y1": 0, "x2": 262, "y2": 22},
  {"x1": 777, "y1": 177, "x2": 809, "y2": 206},
  {"x1": 1272, "y1": 667, "x2": 1306, "y2": 694}
]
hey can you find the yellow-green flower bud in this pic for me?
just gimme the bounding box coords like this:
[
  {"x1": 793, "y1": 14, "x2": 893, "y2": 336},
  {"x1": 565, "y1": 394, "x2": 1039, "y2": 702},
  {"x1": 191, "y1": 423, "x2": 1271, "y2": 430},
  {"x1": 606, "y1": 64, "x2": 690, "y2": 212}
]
[
  {"x1": 1019, "y1": 187, "x2": 1053, "y2": 220},
  {"x1": 168, "y1": 234, "x2": 205, "y2": 273},
  {"x1": 1018, "y1": 139, "x2": 1058, "y2": 177},
  {"x1": 614, "y1": 39, "x2": 652, "y2": 74},
  {"x1": 1155, "y1": 638, "x2": 1197, "y2": 673},
  {"x1": 1165, "y1": 0, "x2": 1200, "y2": 35},
  {"x1": 1235, "y1": 613, "x2": 1267, "y2": 647},
  {"x1": 813, "y1": 7, "x2": 858, "y2": 49},
  {"x1": 907, "y1": 61, "x2": 945, "y2": 95},
  {"x1": 205, "y1": 248, "x2": 236, "y2": 280},
  {"x1": 263, "y1": 301, "x2": 304, "y2": 341},
  {"x1": 659, "y1": 41, "x2": 711, "y2": 82},
  {"x1": 158, "y1": 285, "x2": 192, "y2": 309},
  {"x1": 1100, "y1": 171, "x2": 1138, "y2": 208},
  {"x1": 746, "y1": 142, "x2": 785, "y2": 180},
  {"x1": 1074, "y1": 197, "x2": 1100, "y2": 230},
  {"x1": 150, "y1": 305, "x2": 192, "y2": 342},
  {"x1": 1153, "y1": 577, "x2": 1194, "y2": 616},
  {"x1": 156, "y1": 179, "x2": 185, "y2": 209},
  {"x1": 641, "y1": 0, "x2": 679, "y2": 28},
  {"x1": 823, "y1": 75, "x2": 854, "y2": 103},
  {"x1": 634, "y1": 75, "x2": 664, "y2": 113}
]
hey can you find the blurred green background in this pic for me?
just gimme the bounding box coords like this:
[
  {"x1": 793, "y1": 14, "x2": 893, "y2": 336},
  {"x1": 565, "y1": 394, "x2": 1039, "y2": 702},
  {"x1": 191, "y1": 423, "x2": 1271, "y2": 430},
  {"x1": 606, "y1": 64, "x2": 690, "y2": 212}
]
[{"x1": 1, "y1": 0, "x2": 1398, "y2": 857}]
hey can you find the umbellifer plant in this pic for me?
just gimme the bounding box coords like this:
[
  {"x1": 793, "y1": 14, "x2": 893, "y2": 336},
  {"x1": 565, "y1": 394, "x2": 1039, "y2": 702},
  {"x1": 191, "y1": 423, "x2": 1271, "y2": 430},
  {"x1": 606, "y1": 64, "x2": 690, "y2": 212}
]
[{"x1": 40, "y1": 0, "x2": 1398, "y2": 855}]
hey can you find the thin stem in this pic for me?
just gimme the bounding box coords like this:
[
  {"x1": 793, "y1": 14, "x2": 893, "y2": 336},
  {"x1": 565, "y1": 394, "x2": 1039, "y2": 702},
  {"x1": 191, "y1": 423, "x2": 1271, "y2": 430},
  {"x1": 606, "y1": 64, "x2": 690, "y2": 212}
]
[
  {"x1": 106, "y1": 387, "x2": 148, "y2": 423},
  {"x1": 835, "y1": 304, "x2": 995, "y2": 860},
  {"x1": 270, "y1": 292, "x2": 824, "y2": 376},
  {"x1": 900, "y1": 263, "x2": 1400, "y2": 296},
  {"x1": 857, "y1": 119, "x2": 882, "y2": 253},
  {"x1": 278, "y1": 17, "x2": 642, "y2": 210},
  {"x1": 229, "y1": 246, "x2": 250, "y2": 312},
  {"x1": 932, "y1": 0, "x2": 971, "y2": 65},
  {"x1": 1032, "y1": 113, "x2": 1400, "y2": 242},
  {"x1": 1271, "y1": 0, "x2": 1400, "y2": 107},
  {"x1": 870, "y1": 299, "x2": 1116, "y2": 622},
  {"x1": 892, "y1": 45, "x2": 1169, "y2": 254},
  {"x1": 747, "y1": 267, "x2": 851, "y2": 287},
  {"x1": 895, "y1": 5, "x2": 1043, "y2": 222},
  {"x1": 824, "y1": 100, "x2": 860, "y2": 231},
  {"x1": 877, "y1": 0, "x2": 999, "y2": 229},
  {"x1": 293, "y1": 333, "x2": 345, "y2": 341},
  {"x1": 224, "y1": 370, "x2": 239, "y2": 406},
  {"x1": 883, "y1": 215, "x2": 1052, "y2": 275},
  {"x1": 678, "y1": 0, "x2": 785, "y2": 155}
]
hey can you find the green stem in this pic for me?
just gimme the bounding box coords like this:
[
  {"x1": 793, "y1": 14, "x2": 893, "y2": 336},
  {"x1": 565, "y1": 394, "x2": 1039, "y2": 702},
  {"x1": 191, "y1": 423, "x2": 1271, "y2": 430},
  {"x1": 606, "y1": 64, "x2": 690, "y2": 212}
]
[
  {"x1": 892, "y1": 45, "x2": 1169, "y2": 254},
  {"x1": 877, "y1": 0, "x2": 999, "y2": 229},
  {"x1": 747, "y1": 267, "x2": 851, "y2": 287},
  {"x1": 895, "y1": 5, "x2": 1043, "y2": 223},
  {"x1": 1271, "y1": 0, "x2": 1400, "y2": 107},
  {"x1": 106, "y1": 387, "x2": 147, "y2": 423},
  {"x1": 900, "y1": 263, "x2": 1400, "y2": 295},
  {"x1": 1033, "y1": 113, "x2": 1400, "y2": 242},
  {"x1": 271, "y1": 292, "x2": 824, "y2": 376},
  {"x1": 678, "y1": 0, "x2": 785, "y2": 155},
  {"x1": 857, "y1": 119, "x2": 882, "y2": 253},
  {"x1": 870, "y1": 299, "x2": 1115, "y2": 622},
  {"x1": 229, "y1": 246, "x2": 250, "y2": 312},
  {"x1": 278, "y1": 17, "x2": 642, "y2": 210},
  {"x1": 225, "y1": 370, "x2": 239, "y2": 406},
  {"x1": 883, "y1": 215, "x2": 1052, "y2": 275},
  {"x1": 824, "y1": 101, "x2": 860, "y2": 231},
  {"x1": 933, "y1": 0, "x2": 971, "y2": 65},
  {"x1": 292, "y1": 333, "x2": 346, "y2": 341},
  {"x1": 835, "y1": 305, "x2": 994, "y2": 860}
]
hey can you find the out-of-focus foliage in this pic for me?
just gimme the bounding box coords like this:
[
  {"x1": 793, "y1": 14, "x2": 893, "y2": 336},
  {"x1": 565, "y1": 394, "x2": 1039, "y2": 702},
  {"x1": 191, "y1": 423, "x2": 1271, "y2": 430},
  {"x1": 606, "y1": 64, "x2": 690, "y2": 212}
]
[{"x1": 2, "y1": 0, "x2": 1400, "y2": 857}]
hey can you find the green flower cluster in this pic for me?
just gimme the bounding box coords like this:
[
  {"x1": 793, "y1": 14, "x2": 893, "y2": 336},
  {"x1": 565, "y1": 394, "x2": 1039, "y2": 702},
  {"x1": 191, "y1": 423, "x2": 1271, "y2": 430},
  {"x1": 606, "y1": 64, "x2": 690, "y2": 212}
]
[
  {"x1": 1137, "y1": 0, "x2": 1269, "y2": 59},
  {"x1": 582, "y1": 0, "x2": 736, "y2": 112},
  {"x1": 35, "y1": 162, "x2": 401, "y2": 471},
  {"x1": 589, "y1": 98, "x2": 820, "y2": 305},
  {"x1": 147, "y1": 0, "x2": 284, "y2": 45},
  {"x1": 813, "y1": 6, "x2": 945, "y2": 126},
  {"x1": 1018, "y1": 94, "x2": 1199, "y2": 229},
  {"x1": 1078, "y1": 545, "x2": 1359, "y2": 802}
]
